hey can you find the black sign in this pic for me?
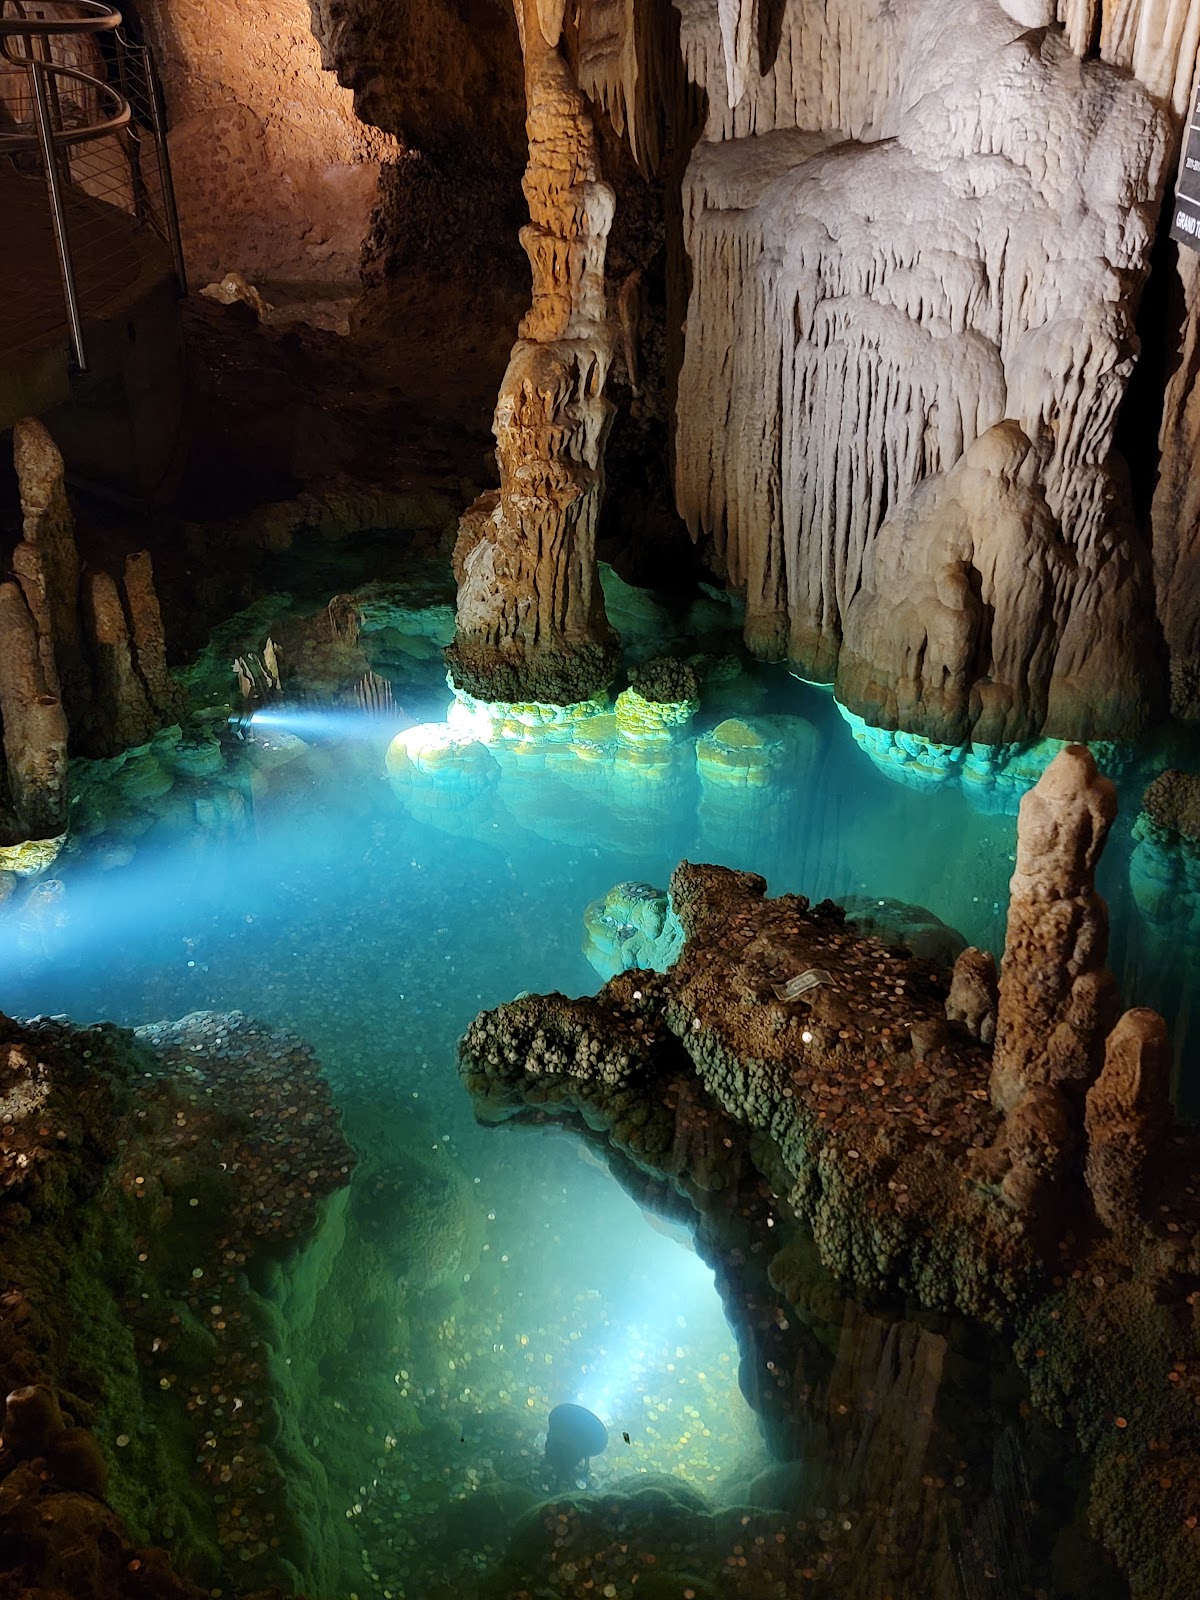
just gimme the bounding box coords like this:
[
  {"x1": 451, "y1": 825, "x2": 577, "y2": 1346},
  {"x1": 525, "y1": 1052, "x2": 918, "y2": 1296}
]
[{"x1": 1170, "y1": 83, "x2": 1200, "y2": 251}]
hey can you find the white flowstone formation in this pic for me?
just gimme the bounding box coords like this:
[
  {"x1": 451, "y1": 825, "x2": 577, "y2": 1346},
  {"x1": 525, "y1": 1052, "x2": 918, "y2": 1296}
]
[{"x1": 670, "y1": 0, "x2": 1172, "y2": 742}]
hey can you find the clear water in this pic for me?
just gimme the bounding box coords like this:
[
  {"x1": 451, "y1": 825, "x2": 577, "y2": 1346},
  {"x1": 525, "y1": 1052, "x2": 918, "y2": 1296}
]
[{"x1": 1, "y1": 578, "x2": 1195, "y2": 1599}]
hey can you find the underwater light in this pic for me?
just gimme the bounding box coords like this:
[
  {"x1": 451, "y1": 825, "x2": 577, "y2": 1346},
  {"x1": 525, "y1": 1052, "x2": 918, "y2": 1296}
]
[
  {"x1": 571, "y1": 1226, "x2": 719, "y2": 1431},
  {"x1": 228, "y1": 704, "x2": 409, "y2": 742},
  {"x1": 543, "y1": 1403, "x2": 609, "y2": 1488}
]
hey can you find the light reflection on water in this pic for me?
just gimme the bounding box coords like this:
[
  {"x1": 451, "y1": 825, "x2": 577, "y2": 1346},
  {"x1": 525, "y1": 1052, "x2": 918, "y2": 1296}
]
[{"x1": 0, "y1": 663, "x2": 1195, "y2": 1596}]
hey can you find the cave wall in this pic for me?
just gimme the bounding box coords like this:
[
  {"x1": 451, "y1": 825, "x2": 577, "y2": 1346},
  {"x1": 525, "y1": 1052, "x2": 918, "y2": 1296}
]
[
  {"x1": 125, "y1": 0, "x2": 1200, "y2": 741},
  {"x1": 132, "y1": 0, "x2": 399, "y2": 283},
  {"x1": 670, "y1": 0, "x2": 1189, "y2": 745}
]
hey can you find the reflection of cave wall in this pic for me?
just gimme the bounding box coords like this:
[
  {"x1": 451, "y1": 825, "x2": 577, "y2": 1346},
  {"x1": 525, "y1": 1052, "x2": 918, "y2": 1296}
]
[{"x1": 133, "y1": 0, "x2": 399, "y2": 282}]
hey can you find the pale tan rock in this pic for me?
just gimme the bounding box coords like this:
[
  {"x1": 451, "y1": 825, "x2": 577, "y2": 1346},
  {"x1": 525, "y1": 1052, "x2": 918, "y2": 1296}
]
[
  {"x1": 837, "y1": 423, "x2": 1155, "y2": 743},
  {"x1": 1100, "y1": 0, "x2": 1200, "y2": 112},
  {"x1": 0, "y1": 581, "x2": 70, "y2": 845},
  {"x1": 946, "y1": 947, "x2": 998, "y2": 1045},
  {"x1": 447, "y1": 0, "x2": 619, "y2": 704},
  {"x1": 1085, "y1": 1008, "x2": 1172, "y2": 1233},
  {"x1": 991, "y1": 745, "x2": 1118, "y2": 1114},
  {"x1": 10, "y1": 418, "x2": 85, "y2": 718},
  {"x1": 672, "y1": 0, "x2": 1171, "y2": 738}
]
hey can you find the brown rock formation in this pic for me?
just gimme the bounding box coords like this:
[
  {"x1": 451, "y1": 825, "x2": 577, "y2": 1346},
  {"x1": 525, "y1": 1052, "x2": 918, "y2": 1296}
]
[
  {"x1": 11, "y1": 420, "x2": 86, "y2": 720},
  {"x1": 1153, "y1": 251, "x2": 1200, "y2": 721},
  {"x1": 458, "y1": 841, "x2": 1200, "y2": 1598},
  {"x1": 0, "y1": 581, "x2": 70, "y2": 846},
  {"x1": 137, "y1": 0, "x2": 399, "y2": 283},
  {"x1": 946, "y1": 946, "x2": 998, "y2": 1044},
  {"x1": 446, "y1": 0, "x2": 620, "y2": 705},
  {"x1": 990, "y1": 745, "x2": 1119, "y2": 1116},
  {"x1": 1085, "y1": 1007, "x2": 1172, "y2": 1235},
  {"x1": 1, "y1": 422, "x2": 185, "y2": 845},
  {"x1": 83, "y1": 571, "x2": 161, "y2": 753}
]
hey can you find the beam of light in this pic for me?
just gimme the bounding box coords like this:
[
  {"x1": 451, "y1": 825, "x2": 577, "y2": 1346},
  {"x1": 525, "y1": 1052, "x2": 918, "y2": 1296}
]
[
  {"x1": 245, "y1": 706, "x2": 410, "y2": 742},
  {"x1": 569, "y1": 1218, "x2": 721, "y2": 1434}
]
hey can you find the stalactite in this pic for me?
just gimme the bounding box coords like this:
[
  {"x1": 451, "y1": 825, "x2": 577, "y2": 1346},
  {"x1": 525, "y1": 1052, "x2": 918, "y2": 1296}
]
[{"x1": 673, "y1": 0, "x2": 1172, "y2": 741}]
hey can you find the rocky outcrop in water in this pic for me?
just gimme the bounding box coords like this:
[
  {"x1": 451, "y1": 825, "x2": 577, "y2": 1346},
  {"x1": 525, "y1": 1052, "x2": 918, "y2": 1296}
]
[
  {"x1": 0, "y1": 421, "x2": 185, "y2": 849},
  {"x1": 459, "y1": 748, "x2": 1200, "y2": 1597}
]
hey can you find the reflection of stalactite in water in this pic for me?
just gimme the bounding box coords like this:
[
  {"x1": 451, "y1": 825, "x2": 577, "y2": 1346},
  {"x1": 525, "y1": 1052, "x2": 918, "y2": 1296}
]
[{"x1": 947, "y1": 1426, "x2": 1033, "y2": 1600}]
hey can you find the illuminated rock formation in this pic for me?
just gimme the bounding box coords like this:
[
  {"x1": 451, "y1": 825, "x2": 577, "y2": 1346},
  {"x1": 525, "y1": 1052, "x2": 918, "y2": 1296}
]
[
  {"x1": 990, "y1": 746, "x2": 1119, "y2": 1116},
  {"x1": 0, "y1": 422, "x2": 184, "y2": 846},
  {"x1": 672, "y1": 0, "x2": 1172, "y2": 742},
  {"x1": 446, "y1": 0, "x2": 620, "y2": 706},
  {"x1": 138, "y1": 0, "x2": 398, "y2": 282},
  {"x1": 458, "y1": 728, "x2": 1199, "y2": 1595}
]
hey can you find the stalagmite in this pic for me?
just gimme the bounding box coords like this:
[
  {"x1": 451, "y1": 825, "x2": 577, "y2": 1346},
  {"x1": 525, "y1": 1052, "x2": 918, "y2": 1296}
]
[
  {"x1": 11, "y1": 419, "x2": 86, "y2": 720},
  {"x1": 447, "y1": 0, "x2": 620, "y2": 706},
  {"x1": 991, "y1": 745, "x2": 1118, "y2": 1116},
  {"x1": 0, "y1": 582, "x2": 70, "y2": 846},
  {"x1": 1084, "y1": 1007, "x2": 1172, "y2": 1234},
  {"x1": 83, "y1": 570, "x2": 161, "y2": 753}
]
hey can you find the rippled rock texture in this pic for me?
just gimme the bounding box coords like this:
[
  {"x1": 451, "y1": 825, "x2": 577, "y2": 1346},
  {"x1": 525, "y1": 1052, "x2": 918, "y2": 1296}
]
[{"x1": 673, "y1": 0, "x2": 1172, "y2": 743}]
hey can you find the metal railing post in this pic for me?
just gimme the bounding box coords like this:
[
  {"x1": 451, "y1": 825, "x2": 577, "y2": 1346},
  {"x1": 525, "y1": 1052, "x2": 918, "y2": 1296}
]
[
  {"x1": 143, "y1": 46, "x2": 186, "y2": 294},
  {"x1": 27, "y1": 45, "x2": 88, "y2": 370},
  {"x1": 114, "y1": 32, "x2": 148, "y2": 228}
]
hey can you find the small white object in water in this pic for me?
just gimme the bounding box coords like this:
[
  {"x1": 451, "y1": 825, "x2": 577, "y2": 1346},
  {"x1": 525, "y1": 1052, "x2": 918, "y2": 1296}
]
[{"x1": 772, "y1": 968, "x2": 833, "y2": 1002}]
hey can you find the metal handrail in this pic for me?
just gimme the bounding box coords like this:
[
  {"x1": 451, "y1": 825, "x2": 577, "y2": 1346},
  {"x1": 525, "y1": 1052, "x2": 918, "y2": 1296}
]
[
  {"x1": 0, "y1": 0, "x2": 120, "y2": 35},
  {"x1": 1, "y1": 0, "x2": 185, "y2": 371}
]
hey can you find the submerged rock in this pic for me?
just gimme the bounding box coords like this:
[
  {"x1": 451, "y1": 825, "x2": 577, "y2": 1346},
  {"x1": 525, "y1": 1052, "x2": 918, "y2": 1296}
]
[{"x1": 582, "y1": 881, "x2": 685, "y2": 981}]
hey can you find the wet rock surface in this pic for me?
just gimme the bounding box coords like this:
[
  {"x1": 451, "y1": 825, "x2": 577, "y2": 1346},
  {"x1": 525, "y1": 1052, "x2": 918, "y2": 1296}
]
[
  {"x1": 460, "y1": 848, "x2": 1200, "y2": 1598},
  {"x1": 0, "y1": 1007, "x2": 354, "y2": 1599}
]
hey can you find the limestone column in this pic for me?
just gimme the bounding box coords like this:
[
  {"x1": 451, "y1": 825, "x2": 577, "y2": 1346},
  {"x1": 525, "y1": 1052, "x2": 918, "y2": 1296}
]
[{"x1": 446, "y1": 0, "x2": 620, "y2": 706}]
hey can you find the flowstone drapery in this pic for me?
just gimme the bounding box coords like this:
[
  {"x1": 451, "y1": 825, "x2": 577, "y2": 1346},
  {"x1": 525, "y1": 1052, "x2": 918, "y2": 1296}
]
[{"x1": 673, "y1": 0, "x2": 1172, "y2": 743}]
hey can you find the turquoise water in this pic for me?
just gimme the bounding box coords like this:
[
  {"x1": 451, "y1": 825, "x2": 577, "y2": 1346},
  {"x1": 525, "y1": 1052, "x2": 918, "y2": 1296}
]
[{"x1": 0, "y1": 572, "x2": 1195, "y2": 1598}]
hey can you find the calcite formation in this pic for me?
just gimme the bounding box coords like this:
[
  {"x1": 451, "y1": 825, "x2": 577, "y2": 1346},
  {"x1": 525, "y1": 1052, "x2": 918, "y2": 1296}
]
[
  {"x1": 672, "y1": 0, "x2": 1171, "y2": 743},
  {"x1": 990, "y1": 746, "x2": 1118, "y2": 1115},
  {"x1": 0, "y1": 422, "x2": 185, "y2": 847},
  {"x1": 459, "y1": 747, "x2": 1200, "y2": 1596},
  {"x1": 446, "y1": 0, "x2": 620, "y2": 705}
]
